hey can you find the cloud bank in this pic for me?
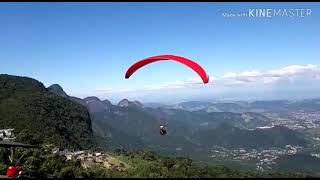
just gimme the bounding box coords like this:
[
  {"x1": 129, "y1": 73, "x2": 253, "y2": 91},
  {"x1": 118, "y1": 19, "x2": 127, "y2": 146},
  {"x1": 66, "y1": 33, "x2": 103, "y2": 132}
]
[{"x1": 92, "y1": 64, "x2": 320, "y2": 102}]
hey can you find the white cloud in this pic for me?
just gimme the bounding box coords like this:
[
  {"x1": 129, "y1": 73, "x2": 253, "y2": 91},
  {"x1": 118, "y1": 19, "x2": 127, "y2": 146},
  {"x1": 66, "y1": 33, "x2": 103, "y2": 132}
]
[
  {"x1": 93, "y1": 87, "x2": 136, "y2": 95},
  {"x1": 92, "y1": 64, "x2": 320, "y2": 101},
  {"x1": 118, "y1": 88, "x2": 135, "y2": 93},
  {"x1": 141, "y1": 75, "x2": 215, "y2": 91},
  {"x1": 135, "y1": 64, "x2": 320, "y2": 91},
  {"x1": 143, "y1": 82, "x2": 185, "y2": 91},
  {"x1": 94, "y1": 87, "x2": 113, "y2": 92},
  {"x1": 217, "y1": 64, "x2": 320, "y2": 86},
  {"x1": 267, "y1": 64, "x2": 319, "y2": 77}
]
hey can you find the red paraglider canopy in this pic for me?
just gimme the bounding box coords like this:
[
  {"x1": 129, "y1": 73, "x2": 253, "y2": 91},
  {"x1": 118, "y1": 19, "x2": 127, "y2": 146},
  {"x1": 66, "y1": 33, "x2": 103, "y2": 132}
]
[{"x1": 125, "y1": 55, "x2": 209, "y2": 84}]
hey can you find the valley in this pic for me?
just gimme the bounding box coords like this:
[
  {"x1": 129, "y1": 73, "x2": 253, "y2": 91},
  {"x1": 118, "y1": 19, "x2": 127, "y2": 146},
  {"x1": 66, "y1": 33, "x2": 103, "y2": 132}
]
[
  {"x1": 46, "y1": 83, "x2": 320, "y2": 174},
  {"x1": 1, "y1": 74, "x2": 320, "y2": 177}
]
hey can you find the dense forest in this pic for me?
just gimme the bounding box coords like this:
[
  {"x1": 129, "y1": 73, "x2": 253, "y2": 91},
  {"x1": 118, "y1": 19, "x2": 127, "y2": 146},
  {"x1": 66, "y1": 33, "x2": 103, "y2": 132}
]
[{"x1": 0, "y1": 74, "x2": 94, "y2": 150}]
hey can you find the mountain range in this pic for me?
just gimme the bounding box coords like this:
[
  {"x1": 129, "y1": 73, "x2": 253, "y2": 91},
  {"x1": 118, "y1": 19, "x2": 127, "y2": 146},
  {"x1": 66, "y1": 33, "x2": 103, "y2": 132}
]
[
  {"x1": 0, "y1": 74, "x2": 317, "y2": 175},
  {"x1": 145, "y1": 99, "x2": 320, "y2": 113},
  {"x1": 47, "y1": 83, "x2": 310, "y2": 154}
]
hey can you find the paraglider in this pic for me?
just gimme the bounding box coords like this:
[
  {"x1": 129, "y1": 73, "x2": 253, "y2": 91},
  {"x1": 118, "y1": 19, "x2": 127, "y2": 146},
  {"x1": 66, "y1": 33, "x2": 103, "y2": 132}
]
[
  {"x1": 159, "y1": 125, "x2": 167, "y2": 136},
  {"x1": 125, "y1": 55, "x2": 209, "y2": 136},
  {"x1": 125, "y1": 55, "x2": 209, "y2": 84}
]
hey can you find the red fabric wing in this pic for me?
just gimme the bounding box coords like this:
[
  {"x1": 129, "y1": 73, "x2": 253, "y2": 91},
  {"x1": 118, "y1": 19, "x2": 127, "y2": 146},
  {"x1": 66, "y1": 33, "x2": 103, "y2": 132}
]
[{"x1": 125, "y1": 55, "x2": 209, "y2": 84}]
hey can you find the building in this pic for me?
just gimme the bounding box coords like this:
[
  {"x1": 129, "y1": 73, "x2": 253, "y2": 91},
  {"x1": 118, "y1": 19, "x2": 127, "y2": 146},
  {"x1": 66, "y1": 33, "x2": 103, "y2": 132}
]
[{"x1": 0, "y1": 129, "x2": 15, "y2": 140}]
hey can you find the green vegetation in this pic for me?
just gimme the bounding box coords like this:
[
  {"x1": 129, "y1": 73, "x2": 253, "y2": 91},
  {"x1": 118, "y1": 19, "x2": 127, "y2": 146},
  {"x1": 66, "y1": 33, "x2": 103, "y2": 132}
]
[
  {"x1": 0, "y1": 74, "x2": 94, "y2": 150},
  {"x1": 274, "y1": 153, "x2": 320, "y2": 175},
  {"x1": 0, "y1": 146, "x2": 311, "y2": 178},
  {"x1": 197, "y1": 123, "x2": 307, "y2": 149},
  {"x1": 93, "y1": 149, "x2": 310, "y2": 178},
  {"x1": 0, "y1": 74, "x2": 319, "y2": 178}
]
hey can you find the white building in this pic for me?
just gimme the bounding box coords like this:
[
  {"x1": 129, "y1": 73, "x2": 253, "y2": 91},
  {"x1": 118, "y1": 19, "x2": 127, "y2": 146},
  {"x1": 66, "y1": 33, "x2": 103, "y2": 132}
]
[{"x1": 0, "y1": 128, "x2": 15, "y2": 140}]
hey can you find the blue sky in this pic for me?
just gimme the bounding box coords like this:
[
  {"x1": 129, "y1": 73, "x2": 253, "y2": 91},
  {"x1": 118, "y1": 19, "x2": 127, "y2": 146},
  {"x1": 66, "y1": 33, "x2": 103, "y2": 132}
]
[{"x1": 0, "y1": 2, "x2": 319, "y2": 103}]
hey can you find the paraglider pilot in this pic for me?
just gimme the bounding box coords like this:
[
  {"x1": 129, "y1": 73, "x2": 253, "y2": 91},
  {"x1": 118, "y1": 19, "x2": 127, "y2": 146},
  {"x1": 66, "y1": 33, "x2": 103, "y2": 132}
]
[{"x1": 160, "y1": 125, "x2": 167, "y2": 136}]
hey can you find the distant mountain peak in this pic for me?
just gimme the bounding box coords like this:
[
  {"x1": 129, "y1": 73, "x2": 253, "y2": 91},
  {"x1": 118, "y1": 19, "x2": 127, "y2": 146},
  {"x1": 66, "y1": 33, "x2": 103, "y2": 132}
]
[
  {"x1": 133, "y1": 100, "x2": 144, "y2": 108},
  {"x1": 118, "y1": 99, "x2": 143, "y2": 108},
  {"x1": 82, "y1": 96, "x2": 114, "y2": 113},
  {"x1": 48, "y1": 84, "x2": 68, "y2": 97},
  {"x1": 102, "y1": 99, "x2": 112, "y2": 106},
  {"x1": 118, "y1": 99, "x2": 130, "y2": 107},
  {"x1": 84, "y1": 96, "x2": 101, "y2": 103}
]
